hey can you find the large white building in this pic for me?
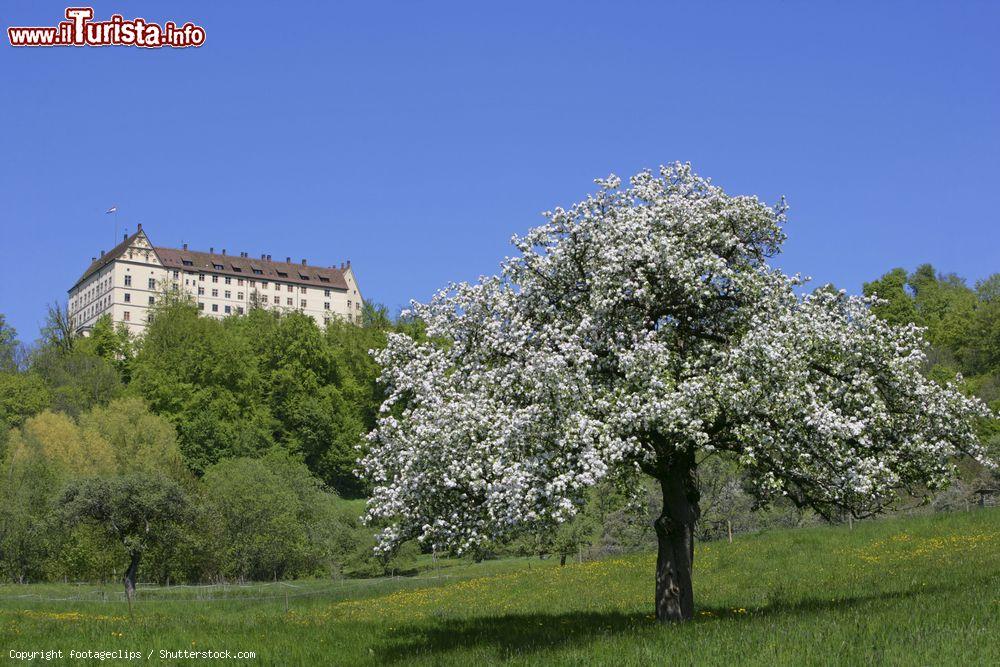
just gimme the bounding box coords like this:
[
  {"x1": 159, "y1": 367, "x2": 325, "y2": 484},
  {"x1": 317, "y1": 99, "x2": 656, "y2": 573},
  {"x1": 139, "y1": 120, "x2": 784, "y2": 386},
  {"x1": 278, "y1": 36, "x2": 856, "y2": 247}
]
[{"x1": 69, "y1": 225, "x2": 364, "y2": 336}]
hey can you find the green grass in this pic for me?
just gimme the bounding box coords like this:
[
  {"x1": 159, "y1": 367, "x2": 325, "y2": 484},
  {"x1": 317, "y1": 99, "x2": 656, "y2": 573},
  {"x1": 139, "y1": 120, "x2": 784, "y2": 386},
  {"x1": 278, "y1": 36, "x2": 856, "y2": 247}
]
[{"x1": 2, "y1": 509, "x2": 997, "y2": 665}]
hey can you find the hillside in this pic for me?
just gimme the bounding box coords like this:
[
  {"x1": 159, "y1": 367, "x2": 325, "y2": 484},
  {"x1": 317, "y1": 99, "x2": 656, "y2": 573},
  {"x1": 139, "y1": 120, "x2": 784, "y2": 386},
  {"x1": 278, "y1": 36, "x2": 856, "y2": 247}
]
[{"x1": 1, "y1": 508, "x2": 997, "y2": 665}]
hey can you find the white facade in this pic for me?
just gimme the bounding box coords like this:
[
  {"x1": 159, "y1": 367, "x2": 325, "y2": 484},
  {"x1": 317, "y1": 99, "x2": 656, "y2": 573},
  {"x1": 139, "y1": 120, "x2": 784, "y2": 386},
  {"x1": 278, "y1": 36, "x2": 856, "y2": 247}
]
[{"x1": 69, "y1": 226, "x2": 364, "y2": 337}]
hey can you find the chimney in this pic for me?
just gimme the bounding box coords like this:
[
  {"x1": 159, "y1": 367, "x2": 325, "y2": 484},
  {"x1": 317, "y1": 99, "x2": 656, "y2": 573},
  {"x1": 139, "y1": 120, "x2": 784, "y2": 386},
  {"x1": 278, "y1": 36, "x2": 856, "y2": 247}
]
[
  {"x1": 346, "y1": 260, "x2": 351, "y2": 269},
  {"x1": 286, "y1": 256, "x2": 291, "y2": 263},
  {"x1": 137, "y1": 223, "x2": 143, "y2": 231},
  {"x1": 301, "y1": 258, "x2": 307, "y2": 266},
  {"x1": 339, "y1": 262, "x2": 344, "y2": 269},
  {"x1": 210, "y1": 247, "x2": 214, "y2": 254},
  {"x1": 123, "y1": 232, "x2": 128, "y2": 240},
  {"x1": 261, "y1": 253, "x2": 266, "y2": 259},
  {"x1": 100, "y1": 250, "x2": 105, "y2": 257},
  {"x1": 183, "y1": 243, "x2": 188, "y2": 251},
  {"x1": 222, "y1": 249, "x2": 226, "y2": 256},
  {"x1": 92, "y1": 257, "x2": 96, "y2": 262}
]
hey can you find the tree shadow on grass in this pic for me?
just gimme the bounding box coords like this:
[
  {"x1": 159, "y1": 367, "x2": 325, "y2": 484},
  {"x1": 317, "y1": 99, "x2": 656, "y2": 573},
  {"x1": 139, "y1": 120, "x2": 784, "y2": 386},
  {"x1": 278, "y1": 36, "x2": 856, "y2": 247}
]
[{"x1": 374, "y1": 583, "x2": 956, "y2": 663}]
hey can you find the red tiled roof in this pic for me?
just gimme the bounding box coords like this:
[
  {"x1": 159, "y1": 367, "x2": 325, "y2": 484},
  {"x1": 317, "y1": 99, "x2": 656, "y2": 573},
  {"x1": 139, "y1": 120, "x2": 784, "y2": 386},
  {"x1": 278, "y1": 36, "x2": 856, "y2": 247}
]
[
  {"x1": 155, "y1": 247, "x2": 350, "y2": 290},
  {"x1": 71, "y1": 227, "x2": 352, "y2": 292}
]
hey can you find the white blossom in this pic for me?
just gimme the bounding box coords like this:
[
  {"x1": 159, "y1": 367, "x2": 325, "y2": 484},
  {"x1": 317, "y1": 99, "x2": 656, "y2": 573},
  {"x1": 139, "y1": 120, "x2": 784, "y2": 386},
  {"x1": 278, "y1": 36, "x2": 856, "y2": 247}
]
[{"x1": 360, "y1": 163, "x2": 994, "y2": 555}]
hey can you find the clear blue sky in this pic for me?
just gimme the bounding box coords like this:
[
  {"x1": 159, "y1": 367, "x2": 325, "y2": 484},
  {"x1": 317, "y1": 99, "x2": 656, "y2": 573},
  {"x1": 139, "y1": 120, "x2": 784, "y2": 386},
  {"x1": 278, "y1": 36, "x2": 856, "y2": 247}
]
[{"x1": 2, "y1": 1, "x2": 998, "y2": 342}]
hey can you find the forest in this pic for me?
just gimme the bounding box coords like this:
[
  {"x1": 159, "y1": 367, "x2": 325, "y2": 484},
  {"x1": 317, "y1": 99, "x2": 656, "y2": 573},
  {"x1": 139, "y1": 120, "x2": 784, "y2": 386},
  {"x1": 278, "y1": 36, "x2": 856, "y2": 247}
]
[{"x1": 0, "y1": 263, "x2": 997, "y2": 586}]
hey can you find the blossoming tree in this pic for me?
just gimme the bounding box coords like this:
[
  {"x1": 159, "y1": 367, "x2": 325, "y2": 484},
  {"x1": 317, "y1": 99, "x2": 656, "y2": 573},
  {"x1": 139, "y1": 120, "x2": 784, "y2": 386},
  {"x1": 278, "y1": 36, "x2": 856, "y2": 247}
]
[{"x1": 361, "y1": 164, "x2": 993, "y2": 622}]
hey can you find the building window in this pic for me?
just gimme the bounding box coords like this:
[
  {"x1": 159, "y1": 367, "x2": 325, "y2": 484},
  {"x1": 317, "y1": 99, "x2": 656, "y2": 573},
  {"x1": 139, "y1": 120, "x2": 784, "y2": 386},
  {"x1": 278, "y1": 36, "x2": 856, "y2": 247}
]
[
  {"x1": 224, "y1": 291, "x2": 231, "y2": 299},
  {"x1": 356, "y1": 302, "x2": 361, "y2": 310},
  {"x1": 252, "y1": 268, "x2": 263, "y2": 275},
  {"x1": 237, "y1": 279, "x2": 244, "y2": 286},
  {"x1": 348, "y1": 300, "x2": 352, "y2": 308},
  {"x1": 213, "y1": 263, "x2": 224, "y2": 270},
  {"x1": 148, "y1": 296, "x2": 155, "y2": 305},
  {"x1": 224, "y1": 276, "x2": 231, "y2": 285},
  {"x1": 301, "y1": 286, "x2": 307, "y2": 293},
  {"x1": 286, "y1": 298, "x2": 293, "y2": 306},
  {"x1": 300, "y1": 300, "x2": 307, "y2": 308},
  {"x1": 183, "y1": 260, "x2": 194, "y2": 267},
  {"x1": 224, "y1": 305, "x2": 231, "y2": 314},
  {"x1": 173, "y1": 271, "x2": 180, "y2": 279},
  {"x1": 124, "y1": 293, "x2": 131, "y2": 303},
  {"x1": 124, "y1": 275, "x2": 132, "y2": 286},
  {"x1": 199, "y1": 274, "x2": 205, "y2": 281},
  {"x1": 212, "y1": 275, "x2": 219, "y2": 283},
  {"x1": 250, "y1": 280, "x2": 256, "y2": 287},
  {"x1": 262, "y1": 281, "x2": 269, "y2": 289},
  {"x1": 273, "y1": 296, "x2": 280, "y2": 305},
  {"x1": 237, "y1": 292, "x2": 244, "y2": 300},
  {"x1": 324, "y1": 289, "x2": 331, "y2": 297},
  {"x1": 198, "y1": 287, "x2": 205, "y2": 295},
  {"x1": 324, "y1": 302, "x2": 330, "y2": 310},
  {"x1": 148, "y1": 278, "x2": 156, "y2": 289},
  {"x1": 123, "y1": 311, "x2": 130, "y2": 321},
  {"x1": 237, "y1": 306, "x2": 244, "y2": 315},
  {"x1": 324, "y1": 317, "x2": 330, "y2": 325},
  {"x1": 287, "y1": 285, "x2": 293, "y2": 293},
  {"x1": 211, "y1": 304, "x2": 218, "y2": 312},
  {"x1": 212, "y1": 289, "x2": 219, "y2": 297},
  {"x1": 198, "y1": 302, "x2": 204, "y2": 311}
]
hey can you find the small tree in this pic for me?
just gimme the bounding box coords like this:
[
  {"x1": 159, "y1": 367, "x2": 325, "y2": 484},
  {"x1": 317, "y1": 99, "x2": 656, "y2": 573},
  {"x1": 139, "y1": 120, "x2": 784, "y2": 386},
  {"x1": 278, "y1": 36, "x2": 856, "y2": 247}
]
[
  {"x1": 0, "y1": 314, "x2": 21, "y2": 373},
  {"x1": 59, "y1": 473, "x2": 188, "y2": 603},
  {"x1": 361, "y1": 164, "x2": 994, "y2": 622}
]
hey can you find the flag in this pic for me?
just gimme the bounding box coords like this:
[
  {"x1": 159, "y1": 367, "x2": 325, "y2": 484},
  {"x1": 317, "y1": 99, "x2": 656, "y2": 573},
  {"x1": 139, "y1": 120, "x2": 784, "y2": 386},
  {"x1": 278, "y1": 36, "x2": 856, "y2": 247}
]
[{"x1": 106, "y1": 206, "x2": 118, "y2": 214}]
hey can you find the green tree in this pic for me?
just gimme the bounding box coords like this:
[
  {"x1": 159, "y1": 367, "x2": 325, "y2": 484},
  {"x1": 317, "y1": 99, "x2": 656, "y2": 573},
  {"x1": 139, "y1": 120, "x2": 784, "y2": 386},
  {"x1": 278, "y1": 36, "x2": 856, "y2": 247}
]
[
  {"x1": 199, "y1": 456, "x2": 309, "y2": 581},
  {"x1": 130, "y1": 301, "x2": 273, "y2": 472},
  {"x1": 862, "y1": 268, "x2": 920, "y2": 326},
  {"x1": 4, "y1": 411, "x2": 115, "y2": 477},
  {"x1": 38, "y1": 302, "x2": 75, "y2": 355},
  {"x1": 59, "y1": 473, "x2": 189, "y2": 602},
  {"x1": 0, "y1": 314, "x2": 20, "y2": 373},
  {"x1": 78, "y1": 397, "x2": 186, "y2": 477},
  {"x1": 31, "y1": 348, "x2": 122, "y2": 418},
  {"x1": 0, "y1": 372, "x2": 50, "y2": 436},
  {"x1": 76, "y1": 315, "x2": 135, "y2": 383}
]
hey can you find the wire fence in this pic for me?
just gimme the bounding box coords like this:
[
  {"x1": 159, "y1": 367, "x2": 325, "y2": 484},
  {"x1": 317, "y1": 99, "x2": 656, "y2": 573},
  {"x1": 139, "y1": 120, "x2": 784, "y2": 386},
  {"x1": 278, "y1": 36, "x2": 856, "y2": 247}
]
[{"x1": 0, "y1": 572, "x2": 464, "y2": 604}]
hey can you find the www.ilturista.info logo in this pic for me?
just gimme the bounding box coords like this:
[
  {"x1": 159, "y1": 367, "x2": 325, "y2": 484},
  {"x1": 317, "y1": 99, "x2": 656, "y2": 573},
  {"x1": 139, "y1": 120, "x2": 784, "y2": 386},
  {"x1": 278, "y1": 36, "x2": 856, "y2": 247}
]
[{"x1": 8, "y1": 7, "x2": 205, "y2": 48}]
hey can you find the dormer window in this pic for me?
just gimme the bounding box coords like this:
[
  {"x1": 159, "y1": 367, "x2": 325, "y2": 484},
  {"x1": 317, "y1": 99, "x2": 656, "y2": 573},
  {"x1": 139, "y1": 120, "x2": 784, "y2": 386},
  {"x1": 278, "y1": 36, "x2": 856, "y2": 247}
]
[
  {"x1": 182, "y1": 260, "x2": 193, "y2": 266},
  {"x1": 213, "y1": 263, "x2": 224, "y2": 270}
]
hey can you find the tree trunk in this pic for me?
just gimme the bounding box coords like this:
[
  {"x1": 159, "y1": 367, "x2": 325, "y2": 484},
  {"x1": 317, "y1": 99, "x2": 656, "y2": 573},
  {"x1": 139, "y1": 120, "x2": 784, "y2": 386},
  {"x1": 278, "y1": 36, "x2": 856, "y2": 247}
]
[
  {"x1": 123, "y1": 551, "x2": 140, "y2": 605},
  {"x1": 654, "y1": 449, "x2": 700, "y2": 623},
  {"x1": 559, "y1": 554, "x2": 567, "y2": 567}
]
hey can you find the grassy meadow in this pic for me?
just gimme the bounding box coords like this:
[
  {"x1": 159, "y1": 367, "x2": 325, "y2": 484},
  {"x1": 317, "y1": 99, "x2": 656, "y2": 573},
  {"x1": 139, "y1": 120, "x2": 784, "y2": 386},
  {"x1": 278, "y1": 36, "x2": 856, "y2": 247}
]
[{"x1": 1, "y1": 508, "x2": 997, "y2": 665}]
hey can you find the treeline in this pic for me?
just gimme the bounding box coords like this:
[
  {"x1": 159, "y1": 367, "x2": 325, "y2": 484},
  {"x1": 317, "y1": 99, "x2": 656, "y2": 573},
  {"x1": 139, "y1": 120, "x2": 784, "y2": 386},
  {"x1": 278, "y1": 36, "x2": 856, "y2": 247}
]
[
  {"x1": 1, "y1": 264, "x2": 998, "y2": 584},
  {"x1": 0, "y1": 299, "x2": 421, "y2": 586}
]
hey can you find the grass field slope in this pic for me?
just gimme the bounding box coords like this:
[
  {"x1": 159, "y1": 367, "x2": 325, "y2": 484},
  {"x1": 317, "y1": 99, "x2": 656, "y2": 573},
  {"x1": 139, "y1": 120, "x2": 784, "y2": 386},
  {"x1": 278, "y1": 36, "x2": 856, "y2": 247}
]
[{"x1": 2, "y1": 509, "x2": 997, "y2": 665}]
